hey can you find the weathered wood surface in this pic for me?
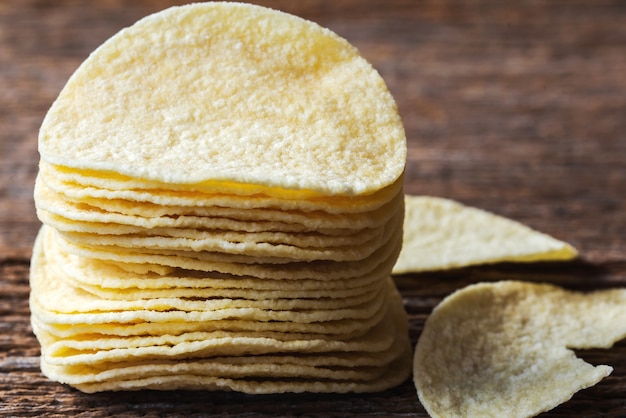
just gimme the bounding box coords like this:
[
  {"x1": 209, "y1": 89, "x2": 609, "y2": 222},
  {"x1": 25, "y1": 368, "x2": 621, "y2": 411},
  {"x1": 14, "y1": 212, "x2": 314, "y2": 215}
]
[{"x1": 1, "y1": 0, "x2": 626, "y2": 416}]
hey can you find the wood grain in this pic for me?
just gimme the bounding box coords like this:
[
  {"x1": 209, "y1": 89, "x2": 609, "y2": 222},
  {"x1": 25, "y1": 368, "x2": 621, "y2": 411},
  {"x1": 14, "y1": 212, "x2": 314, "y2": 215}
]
[{"x1": 1, "y1": 0, "x2": 626, "y2": 416}]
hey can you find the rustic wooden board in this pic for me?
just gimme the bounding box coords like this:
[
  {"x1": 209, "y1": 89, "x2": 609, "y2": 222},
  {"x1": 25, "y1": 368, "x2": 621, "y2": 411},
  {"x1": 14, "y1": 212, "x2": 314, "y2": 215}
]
[{"x1": 1, "y1": 1, "x2": 626, "y2": 416}]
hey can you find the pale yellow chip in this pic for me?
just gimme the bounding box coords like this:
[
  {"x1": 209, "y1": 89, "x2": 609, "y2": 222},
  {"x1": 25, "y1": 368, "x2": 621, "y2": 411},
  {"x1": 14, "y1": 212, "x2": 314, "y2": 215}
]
[
  {"x1": 41, "y1": 224, "x2": 401, "y2": 284},
  {"x1": 57, "y1": 224, "x2": 388, "y2": 253},
  {"x1": 35, "y1": 184, "x2": 403, "y2": 235},
  {"x1": 35, "y1": 289, "x2": 412, "y2": 394},
  {"x1": 31, "y1": 255, "x2": 389, "y2": 324},
  {"x1": 30, "y1": 227, "x2": 394, "y2": 338},
  {"x1": 39, "y1": 324, "x2": 411, "y2": 393},
  {"x1": 53, "y1": 226, "x2": 402, "y2": 279},
  {"x1": 413, "y1": 281, "x2": 626, "y2": 418},
  {"x1": 34, "y1": 293, "x2": 401, "y2": 366},
  {"x1": 393, "y1": 196, "x2": 577, "y2": 274},
  {"x1": 52, "y1": 342, "x2": 408, "y2": 375},
  {"x1": 38, "y1": 162, "x2": 405, "y2": 215},
  {"x1": 32, "y1": 277, "x2": 412, "y2": 394},
  {"x1": 38, "y1": 2, "x2": 406, "y2": 196},
  {"x1": 44, "y1": 228, "x2": 389, "y2": 295},
  {"x1": 56, "y1": 212, "x2": 400, "y2": 263},
  {"x1": 32, "y1": 306, "x2": 388, "y2": 338},
  {"x1": 65, "y1": 273, "x2": 383, "y2": 302},
  {"x1": 42, "y1": 354, "x2": 398, "y2": 385},
  {"x1": 43, "y1": 345, "x2": 412, "y2": 394},
  {"x1": 31, "y1": 1, "x2": 410, "y2": 396}
]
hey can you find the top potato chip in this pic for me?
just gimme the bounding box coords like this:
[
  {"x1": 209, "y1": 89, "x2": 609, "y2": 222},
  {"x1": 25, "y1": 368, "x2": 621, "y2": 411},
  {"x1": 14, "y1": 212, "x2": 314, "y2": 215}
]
[{"x1": 38, "y1": 2, "x2": 406, "y2": 196}]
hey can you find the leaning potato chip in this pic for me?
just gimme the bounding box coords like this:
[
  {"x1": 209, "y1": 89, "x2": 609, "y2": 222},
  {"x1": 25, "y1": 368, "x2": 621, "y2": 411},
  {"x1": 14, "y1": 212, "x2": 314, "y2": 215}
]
[
  {"x1": 393, "y1": 196, "x2": 577, "y2": 274},
  {"x1": 413, "y1": 281, "x2": 626, "y2": 418}
]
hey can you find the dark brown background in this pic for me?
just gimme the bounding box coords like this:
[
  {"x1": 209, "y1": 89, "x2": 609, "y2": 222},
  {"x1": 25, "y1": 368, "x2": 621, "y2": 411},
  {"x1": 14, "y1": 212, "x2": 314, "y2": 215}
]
[{"x1": 2, "y1": 1, "x2": 626, "y2": 416}]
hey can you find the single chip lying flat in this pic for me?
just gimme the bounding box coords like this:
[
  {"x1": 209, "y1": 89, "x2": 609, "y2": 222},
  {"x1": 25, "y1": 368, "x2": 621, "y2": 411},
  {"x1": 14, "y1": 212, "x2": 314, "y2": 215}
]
[
  {"x1": 38, "y1": 3, "x2": 406, "y2": 195},
  {"x1": 393, "y1": 196, "x2": 577, "y2": 274},
  {"x1": 413, "y1": 281, "x2": 626, "y2": 418}
]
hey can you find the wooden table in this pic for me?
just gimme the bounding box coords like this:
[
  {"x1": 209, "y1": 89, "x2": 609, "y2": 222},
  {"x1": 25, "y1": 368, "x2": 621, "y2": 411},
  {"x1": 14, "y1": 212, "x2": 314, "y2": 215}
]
[{"x1": 2, "y1": 1, "x2": 625, "y2": 416}]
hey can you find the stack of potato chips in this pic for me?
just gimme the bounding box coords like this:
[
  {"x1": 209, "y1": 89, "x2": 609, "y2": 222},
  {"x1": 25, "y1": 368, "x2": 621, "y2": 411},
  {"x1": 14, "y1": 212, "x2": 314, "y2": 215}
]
[{"x1": 31, "y1": 3, "x2": 411, "y2": 393}]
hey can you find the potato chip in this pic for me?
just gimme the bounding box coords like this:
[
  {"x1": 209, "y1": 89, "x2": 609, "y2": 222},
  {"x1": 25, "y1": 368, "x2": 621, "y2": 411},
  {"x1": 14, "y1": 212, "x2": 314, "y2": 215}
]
[
  {"x1": 393, "y1": 196, "x2": 577, "y2": 274},
  {"x1": 58, "y1": 224, "x2": 388, "y2": 252},
  {"x1": 43, "y1": 357, "x2": 395, "y2": 385},
  {"x1": 52, "y1": 226, "x2": 402, "y2": 279},
  {"x1": 56, "y1": 212, "x2": 400, "y2": 262},
  {"x1": 32, "y1": 307, "x2": 387, "y2": 338},
  {"x1": 38, "y1": 3, "x2": 406, "y2": 195},
  {"x1": 413, "y1": 281, "x2": 626, "y2": 418},
  {"x1": 44, "y1": 229, "x2": 390, "y2": 295},
  {"x1": 40, "y1": 323, "x2": 411, "y2": 389},
  {"x1": 45, "y1": 346, "x2": 412, "y2": 394},
  {"x1": 35, "y1": 293, "x2": 401, "y2": 366},
  {"x1": 32, "y1": 277, "x2": 412, "y2": 393},
  {"x1": 36, "y1": 169, "x2": 404, "y2": 229},
  {"x1": 30, "y1": 225, "x2": 400, "y2": 337},
  {"x1": 65, "y1": 273, "x2": 383, "y2": 302},
  {"x1": 31, "y1": 259, "x2": 389, "y2": 324},
  {"x1": 36, "y1": 298, "x2": 411, "y2": 394},
  {"x1": 48, "y1": 261, "x2": 384, "y2": 312},
  {"x1": 41, "y1": 225, "x2": 400, "y2": 286}
]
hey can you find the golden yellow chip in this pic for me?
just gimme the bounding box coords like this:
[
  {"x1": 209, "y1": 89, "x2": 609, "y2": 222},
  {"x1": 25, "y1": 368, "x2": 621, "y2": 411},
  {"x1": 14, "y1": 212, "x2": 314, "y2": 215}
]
[
  {"x1": 393, "y1": 195, "x2": 577, "y2": 274},
  {"x1": 413, "y1": 281, "x2": 626, "y2": 418}
]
